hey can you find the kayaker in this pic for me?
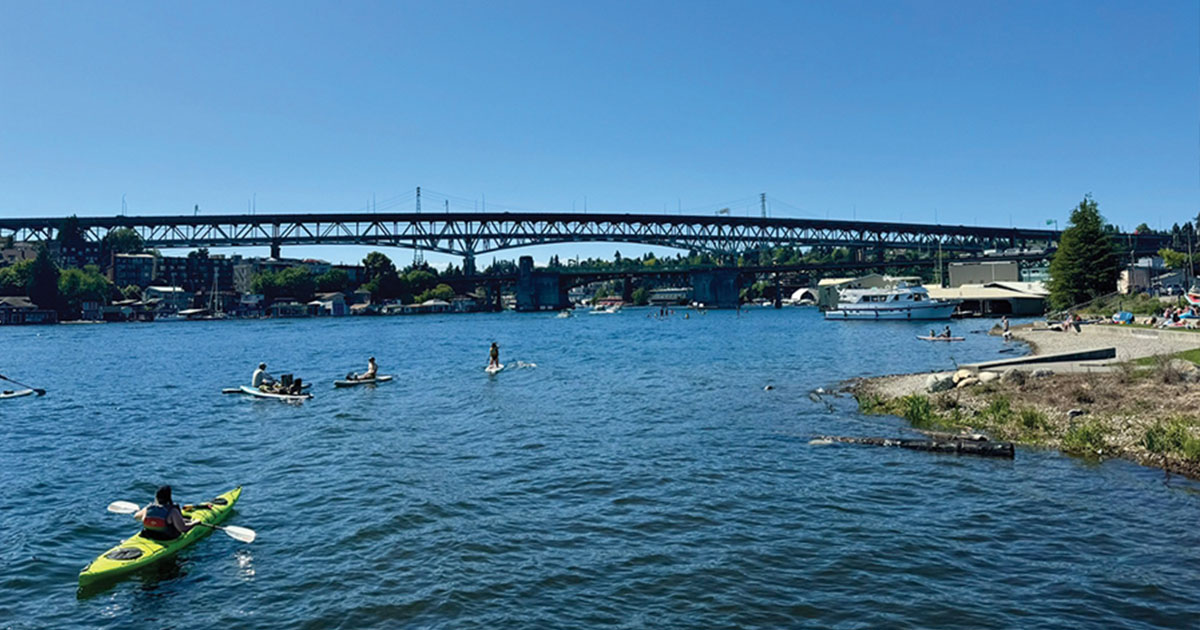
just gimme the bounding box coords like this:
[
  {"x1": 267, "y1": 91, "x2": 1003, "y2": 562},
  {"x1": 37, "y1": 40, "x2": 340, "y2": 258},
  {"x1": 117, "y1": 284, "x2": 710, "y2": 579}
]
[
  {"x1": 488, "y1": 342, "x2": 500, "y2": 369},
  {"x1": 134, "y1": 485, "x2": 201, "y2": 541},
  {"x1": 252, "y1": 363, "x2": 275, "y2": 390}
]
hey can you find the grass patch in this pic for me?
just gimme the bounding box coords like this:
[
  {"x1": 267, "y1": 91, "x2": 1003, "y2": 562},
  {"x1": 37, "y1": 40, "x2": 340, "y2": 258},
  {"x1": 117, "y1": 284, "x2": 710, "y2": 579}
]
[
  {"x1": 1061, "y1": 420, "x2": 1109, "y2": 458},
  {"x1": 1142, "y1": 418, "x2": 1200, "y2": 462},
  {"x1": 1134, "y1": 348, "x2": 1200, "y2": 367}
]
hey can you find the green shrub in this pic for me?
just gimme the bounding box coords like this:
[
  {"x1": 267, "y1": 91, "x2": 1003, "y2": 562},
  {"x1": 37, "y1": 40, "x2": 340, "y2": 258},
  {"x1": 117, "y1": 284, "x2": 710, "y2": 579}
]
[
  {"x1": 1143, "y1": 418, "x2": 1200, "y2": 462},
  {"x1": 979, "y1": 396, "x2": 1013, "y2": 424},
  {"x1": 1062, "y1": 421, "x2": 1108, "y2": 458},
  {"x1": 1019, "y1": 408, "x2": 1049, "y2": 432},
  {"x1": 857, "y1": 394, "x2": 886, "y2": 414},
  {"x1": 900, "y1": 394, "x2": 939, "y2": 429}
]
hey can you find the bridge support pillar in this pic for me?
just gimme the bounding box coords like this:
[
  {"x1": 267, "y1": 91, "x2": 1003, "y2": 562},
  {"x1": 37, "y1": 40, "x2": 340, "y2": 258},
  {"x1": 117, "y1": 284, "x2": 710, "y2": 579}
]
[
  {"x1": 462, "y1": 251, "x2": 477, "y2": 276},
  {"x1": 516, "y1": 255, "x2": 568, "y2": 312},
  {"x1": 691, "y1": 269, "x2": 740, "y2": 309},
  {"x1": 773, "y1": 273, "x2": 783, "y2": 309},
  {"x1": 622, "y1": 276, "x2": 633, "y2": 303},
  {"x1": 270, "y1": 240, "x2": 281, "y2": 259}
]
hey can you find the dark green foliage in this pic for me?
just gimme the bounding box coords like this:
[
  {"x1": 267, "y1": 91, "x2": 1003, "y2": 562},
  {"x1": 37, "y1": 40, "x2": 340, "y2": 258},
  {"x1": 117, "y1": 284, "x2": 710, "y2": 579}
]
[
  {"x1": 0, "y1": 260, "x2": 33, "y2": 296},
  {"x1": 252, "y1": 267, "x2": 315, "y2": 302},
  {"x1": 1048, "y1": 195, "x2": 1119, "y2": 311},
  {"x1": 27, "y1": 245, "x2": 60, "y2": 308},
  {"x1": 314, "y1": 269, "x2": 351, "y2": 294},
  {"x1": 57, "y1": 265, "x2": 111, "y2": 319},
  {"x1": 101, "y1": 227, "x2": 144, "y2": 257},
  {"x1": 631, "y1": 287, "x2": 650, "y2": 305},
  {"x1": 413, "y1": 283, "x2": 455, "y2": 303}
]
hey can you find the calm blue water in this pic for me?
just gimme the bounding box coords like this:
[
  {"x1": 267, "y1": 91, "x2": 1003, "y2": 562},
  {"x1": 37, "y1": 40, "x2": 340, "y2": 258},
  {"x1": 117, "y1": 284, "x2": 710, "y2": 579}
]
[{"x1": 1, "y1": 309, "x2": 1198, "y2": 629}]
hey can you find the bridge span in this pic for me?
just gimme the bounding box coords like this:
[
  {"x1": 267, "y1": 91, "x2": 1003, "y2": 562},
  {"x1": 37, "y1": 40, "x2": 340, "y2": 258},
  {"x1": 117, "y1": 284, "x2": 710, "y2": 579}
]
[{"x1": 2, "y1": 211, "x2": 1161, "y2": 264}]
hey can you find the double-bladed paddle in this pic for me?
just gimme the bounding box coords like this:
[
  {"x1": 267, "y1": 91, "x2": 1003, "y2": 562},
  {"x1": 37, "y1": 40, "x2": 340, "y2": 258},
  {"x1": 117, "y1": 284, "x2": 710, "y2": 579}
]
[
  {"x1": 0, "y1": 374, "x2": 45, "y2": 396},
  {"x1": 106, "y1": 500, "x2": 256, "y2": 543}
]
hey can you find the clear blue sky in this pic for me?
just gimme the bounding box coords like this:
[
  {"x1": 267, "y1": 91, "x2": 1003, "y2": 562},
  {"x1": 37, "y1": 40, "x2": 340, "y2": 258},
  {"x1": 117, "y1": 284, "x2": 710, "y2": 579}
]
[{"x1": 1, "y1": 1, "x2": 1196, "y2": 266}]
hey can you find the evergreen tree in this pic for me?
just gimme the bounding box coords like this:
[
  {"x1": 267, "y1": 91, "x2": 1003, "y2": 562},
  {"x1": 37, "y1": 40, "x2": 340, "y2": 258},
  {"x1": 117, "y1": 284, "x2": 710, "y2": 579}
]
[
  {"x1": 28, "y1": 245, "x2": 60, "y2": 309},
  {"x1": 1047, "y1": 195, "x2": 1119, "y2": 311}
]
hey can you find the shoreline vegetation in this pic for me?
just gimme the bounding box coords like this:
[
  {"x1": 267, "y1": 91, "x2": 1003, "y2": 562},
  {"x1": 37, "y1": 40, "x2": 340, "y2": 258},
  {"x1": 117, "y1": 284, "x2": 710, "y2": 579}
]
[{"x1": 847, "y1": 322, "x2": 1200, "y2": 480}]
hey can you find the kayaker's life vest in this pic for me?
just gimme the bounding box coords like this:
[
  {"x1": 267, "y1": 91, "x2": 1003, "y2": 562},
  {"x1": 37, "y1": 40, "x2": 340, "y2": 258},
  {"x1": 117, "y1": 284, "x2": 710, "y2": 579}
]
[{"x1": 141, "y1": 503, "x2": 181, "y2": 540}]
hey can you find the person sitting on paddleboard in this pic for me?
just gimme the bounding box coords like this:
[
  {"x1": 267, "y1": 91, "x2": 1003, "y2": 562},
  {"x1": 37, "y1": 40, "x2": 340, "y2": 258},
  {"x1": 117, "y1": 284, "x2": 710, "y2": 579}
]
[
  {"x1": 941, "y1": 326, "x2": 952, "y2": 339},
  {"x1": 358, "y1": 357, "x2": 377, "y2": 381},
  {"x1": 134, "y1": 485, "x2": 204, "y2": 541},
  {"x1": 488, "y1": 342, "x2": 500, "y2": 368},
  {"x1": 252, "y1": 363, "x2": 275, "y2": 391}
]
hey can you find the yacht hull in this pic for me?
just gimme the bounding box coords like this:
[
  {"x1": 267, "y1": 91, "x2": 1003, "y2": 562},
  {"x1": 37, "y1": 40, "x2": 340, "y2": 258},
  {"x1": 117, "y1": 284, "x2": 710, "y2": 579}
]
[{"x1": 824, "y1": 302, "x2": 958, "y2": 320}]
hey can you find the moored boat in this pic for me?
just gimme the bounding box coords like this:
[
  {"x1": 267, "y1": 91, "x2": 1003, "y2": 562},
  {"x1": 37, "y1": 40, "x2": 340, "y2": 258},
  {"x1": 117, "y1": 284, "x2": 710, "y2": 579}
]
[{"x1": 825, "y1": 282, "x2": 959, "y2": 320}]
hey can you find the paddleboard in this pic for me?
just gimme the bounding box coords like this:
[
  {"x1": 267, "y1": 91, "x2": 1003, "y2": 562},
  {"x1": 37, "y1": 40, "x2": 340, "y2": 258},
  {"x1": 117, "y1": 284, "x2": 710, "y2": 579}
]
[
  {"x1": 224, "y1": 382, "x2": 310, "y2": 394},
  {"x1": 238, "y1": 385, "x2": 312, "y2": 401},
  {"x1": 917, "y1": 335, "x2": 965, "y2": 342},
  {"x1": 0, "y1": 389, "x2": 34, "y2": 399},
  {"x1": 334, "y1": 375, "x2": 394, "y2": 387},
  {"x1": 485, "y1": 364, "x2": 505, "y2": 375}
]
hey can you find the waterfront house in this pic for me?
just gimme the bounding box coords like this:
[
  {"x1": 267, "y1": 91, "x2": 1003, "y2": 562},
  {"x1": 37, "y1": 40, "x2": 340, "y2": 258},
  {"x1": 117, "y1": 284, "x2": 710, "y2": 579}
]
[
  {"x1": 926, "y1": 282, "x2": 1048, "y2": 316},
  {"x1": 308, "y1": 292, "x2": 347, "y2": 317},
  {"x1": 0, "y1": 296, "x2": 58, "y2": 325},
  {"x1": 144, "y1": 285, "x2": 192, "y2": 312},
  {"x1": 268, "y1": 299, "x2": 308, "y2": 318}
]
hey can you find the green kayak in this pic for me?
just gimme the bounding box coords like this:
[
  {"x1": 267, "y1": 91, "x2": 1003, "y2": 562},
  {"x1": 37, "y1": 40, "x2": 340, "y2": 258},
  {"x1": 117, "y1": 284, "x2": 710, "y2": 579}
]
[{"x1": 79, "y1": 486, "x2": 242, "y2": 586}]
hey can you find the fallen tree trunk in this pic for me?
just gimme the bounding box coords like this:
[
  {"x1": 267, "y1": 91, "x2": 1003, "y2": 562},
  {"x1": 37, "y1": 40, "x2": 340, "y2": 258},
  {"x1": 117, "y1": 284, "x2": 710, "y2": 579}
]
[{"x1": 813, "y1": 435, "x2": 1015, "y2": 459}]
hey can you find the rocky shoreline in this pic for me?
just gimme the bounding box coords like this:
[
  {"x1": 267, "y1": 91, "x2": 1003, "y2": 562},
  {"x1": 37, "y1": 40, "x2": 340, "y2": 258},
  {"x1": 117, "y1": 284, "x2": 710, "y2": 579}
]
[{"x1": 846, "y1": 323, "x2": 1200, "y2": 479}]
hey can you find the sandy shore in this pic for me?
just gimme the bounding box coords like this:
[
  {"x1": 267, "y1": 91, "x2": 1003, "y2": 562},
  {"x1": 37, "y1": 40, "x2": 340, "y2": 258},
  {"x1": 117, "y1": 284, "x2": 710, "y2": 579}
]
[{"x1": 857, "y1": 322, "x2": 1200, "y2": 400}]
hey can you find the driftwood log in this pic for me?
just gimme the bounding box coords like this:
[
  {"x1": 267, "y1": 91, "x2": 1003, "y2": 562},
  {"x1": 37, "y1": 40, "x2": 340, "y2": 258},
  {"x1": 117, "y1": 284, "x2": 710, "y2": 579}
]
[{"x1": 814, "y1": 435, "x2": 1015, "y2": 459}]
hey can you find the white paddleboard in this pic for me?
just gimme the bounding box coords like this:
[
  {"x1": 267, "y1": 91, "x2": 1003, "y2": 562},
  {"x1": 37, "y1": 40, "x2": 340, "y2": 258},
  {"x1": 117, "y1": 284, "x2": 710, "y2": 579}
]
[
  {"x1": 334, "y1": 375, "x2": 394, "y2": 387},
  {"x1": 238, "y1": 385, "x2": 312, "y2": 401},
  {"x1": 0, "y1": 389, "x2": 34, "y2": 400},
  {"x1": 485, "y1": 364, "x2": 505, "y2": 375}
]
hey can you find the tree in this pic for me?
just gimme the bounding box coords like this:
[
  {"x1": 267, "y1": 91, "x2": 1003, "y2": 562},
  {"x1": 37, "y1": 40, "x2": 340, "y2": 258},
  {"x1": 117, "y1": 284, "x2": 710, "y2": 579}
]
[
  {"x1": 414, "y1": 283, "x2": 456, "y2": 303},
  {"x1": 362, "y1": 251, "x2": 397, "y2": 281},
  {"x1": 1159, "y1": 248, "x2": 1194, "y2": 270},
  {"x1": 57, "y1": 215, "x2": 86, "y2": 245},
  {"x1": 252, "y1": 267, "x2": 315, "y2": 302},
  {"x1": 27, "y1": 245, "x2": 60, "y2": 308},
  {"x1": 315, "y1": 268, "x2": 351, "y2": 293},
  {"x1": 1047, "y1": 195, "x2": 1119, "y2": 310},
  {"x1": 631, "y1": 287, "x2": 650, "y2": 305},
  {"x1": 0, "y1": 260, "x2": 33, "y2": 296},
  {"x1": 58, "y1": 265, "x2": 111, "y2": 319},
  {"x1": 101, "y1": 228, "x2": 144, "y2": 258}
]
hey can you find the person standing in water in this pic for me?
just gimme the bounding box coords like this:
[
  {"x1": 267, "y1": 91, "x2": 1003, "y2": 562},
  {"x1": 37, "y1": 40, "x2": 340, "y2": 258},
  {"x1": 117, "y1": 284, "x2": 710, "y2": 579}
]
[
  {"x1": 1001, "y1": 316, "x2": 1012, "y2": 340},
  {"x1": 488, "y1": 342, "x2": 500, "y2": 369}
]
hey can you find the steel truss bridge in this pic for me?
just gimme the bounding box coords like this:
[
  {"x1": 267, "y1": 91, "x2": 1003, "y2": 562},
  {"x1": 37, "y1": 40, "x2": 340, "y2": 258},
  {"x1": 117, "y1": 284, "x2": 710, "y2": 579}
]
[{"x1": 0, "y1": 211, "x2": 1168, "y2": 261}]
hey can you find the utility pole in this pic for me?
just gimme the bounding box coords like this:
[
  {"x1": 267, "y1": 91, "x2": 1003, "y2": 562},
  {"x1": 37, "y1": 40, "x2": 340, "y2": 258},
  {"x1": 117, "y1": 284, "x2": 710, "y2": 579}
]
[{"x1": 414, "y1": 187, "x2": 423, "y2": 266}]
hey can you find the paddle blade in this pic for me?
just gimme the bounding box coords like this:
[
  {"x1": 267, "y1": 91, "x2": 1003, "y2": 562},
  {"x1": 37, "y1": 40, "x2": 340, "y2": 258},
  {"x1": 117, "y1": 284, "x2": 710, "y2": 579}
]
[
  {"x1": 222, "y1": 525, "x2": 257, "y2": 543},
  {"x1": 107, "y1": 501, "x2": 140, "y2": 514}
]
